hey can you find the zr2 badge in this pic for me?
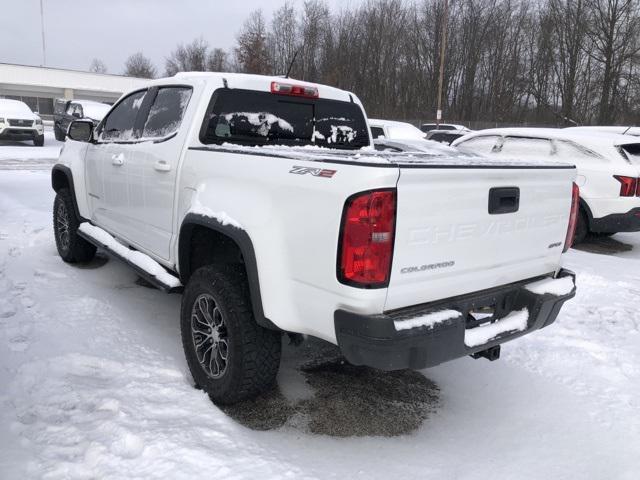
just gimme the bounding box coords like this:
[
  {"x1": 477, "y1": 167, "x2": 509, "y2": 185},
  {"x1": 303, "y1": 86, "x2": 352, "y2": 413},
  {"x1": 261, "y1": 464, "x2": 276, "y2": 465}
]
[{"x1": 289, "y1": 166, "x2": 337, "y2": 178}]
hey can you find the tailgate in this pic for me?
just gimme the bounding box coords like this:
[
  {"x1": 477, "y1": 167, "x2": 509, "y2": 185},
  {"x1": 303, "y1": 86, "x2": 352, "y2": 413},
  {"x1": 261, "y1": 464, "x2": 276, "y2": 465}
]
[{"x1": 385, "y1": 166, "x2": 576, "y2": 311}]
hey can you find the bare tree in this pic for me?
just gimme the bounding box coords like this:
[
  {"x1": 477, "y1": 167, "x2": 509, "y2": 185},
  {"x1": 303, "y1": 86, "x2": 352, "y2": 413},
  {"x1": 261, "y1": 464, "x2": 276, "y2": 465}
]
[
  {"x1": 207, "y1": 48, "x2": 229, "y2": 71},
  {"x1": 235, "y1": 10, "x2": 270, "y2": 74},
  {"x1": 269, "y1": 1, "x2": 299, "y2": 76},
  {"x1": 89, "y1": 58, "x2": 107, "y2": 74},
  {"x1": 124, "y1": 52, "x2": 157, "y2": 78},
  {"x1": 165, "y1": 38, "x2": 210, "y2": 76},
  {"x1": 206, "y1": 0, "x2": 640, "y2": 126},
  {"x1": 585, "y1": 0, "x2": 640, "y2": 123}
]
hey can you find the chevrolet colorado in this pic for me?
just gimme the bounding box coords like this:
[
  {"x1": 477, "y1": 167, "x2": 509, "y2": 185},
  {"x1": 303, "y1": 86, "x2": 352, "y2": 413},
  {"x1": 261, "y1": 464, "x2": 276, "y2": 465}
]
[{"x1": 51, "y1": 73, "x2": 578, "y2": 404}]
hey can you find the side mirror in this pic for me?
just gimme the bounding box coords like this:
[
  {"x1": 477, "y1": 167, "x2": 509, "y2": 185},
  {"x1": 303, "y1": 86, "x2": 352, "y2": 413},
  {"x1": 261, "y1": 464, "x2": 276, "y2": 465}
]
[
  {"x1": 72, "y1": 111, "x2": 82, "y2": 118},
  {"x1": 67, "y1": 120, "x2": 94, "y2": 142}
]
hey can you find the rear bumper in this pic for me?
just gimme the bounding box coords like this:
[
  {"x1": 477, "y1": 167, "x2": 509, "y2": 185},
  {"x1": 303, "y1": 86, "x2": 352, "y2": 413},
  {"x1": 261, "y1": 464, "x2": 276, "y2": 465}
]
[
  {"x1": 590, "y1": 207, "x2": 640, "y2": 233},
  {"x1": 334, "y1": 269, "x2": 576, "y2": 371}
]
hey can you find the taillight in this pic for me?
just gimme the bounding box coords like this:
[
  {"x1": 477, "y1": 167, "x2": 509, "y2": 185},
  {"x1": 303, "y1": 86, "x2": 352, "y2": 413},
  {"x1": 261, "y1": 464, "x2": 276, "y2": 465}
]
[
  {"x1": 636, "y1": 179, "x2": 640, "y2": 197},
  {"x1": 338, "y1": 189, "x2": 396, "y2": 288},
  {"x1": 563, "y1": 182, "x2": 580, "y2": 252},
  {"x1": 614, "y1": 175, "x2": 637, "y2": 197},
  {"x1": 271, "y1": 81, "x2": 319, "y2": 98}
]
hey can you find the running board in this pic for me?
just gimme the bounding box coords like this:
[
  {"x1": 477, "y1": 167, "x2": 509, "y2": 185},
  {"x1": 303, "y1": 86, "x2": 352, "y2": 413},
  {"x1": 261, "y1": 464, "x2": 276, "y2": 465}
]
[{"x1": 77, "y1": 223, "x2": 183, "y2": 294}]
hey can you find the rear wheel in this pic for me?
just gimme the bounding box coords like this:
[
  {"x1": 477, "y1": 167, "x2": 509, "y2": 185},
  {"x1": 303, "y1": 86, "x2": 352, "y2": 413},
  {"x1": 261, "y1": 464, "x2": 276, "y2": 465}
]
[
  {"x1": 573, "y1": 207, "x2": 588, "y2": 246},
  {"x1": 53, "y1": 189, "x2": 96, "y2": 263},
  {"x1": 181, "y1": 266, "x2": 281, "y2": 405},
  {"x1": 33, "y1": 134, "x2": 44, "y2": 147}
]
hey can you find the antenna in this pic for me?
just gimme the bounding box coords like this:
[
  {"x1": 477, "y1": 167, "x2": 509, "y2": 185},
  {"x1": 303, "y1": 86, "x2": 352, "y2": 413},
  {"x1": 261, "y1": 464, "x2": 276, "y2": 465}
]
[
  {"x1": 623, "y1": 126, "x2": 632, "y2": 135},
  {"x1": 285, "y1": 49, "x2": 300, "y2": 79}
]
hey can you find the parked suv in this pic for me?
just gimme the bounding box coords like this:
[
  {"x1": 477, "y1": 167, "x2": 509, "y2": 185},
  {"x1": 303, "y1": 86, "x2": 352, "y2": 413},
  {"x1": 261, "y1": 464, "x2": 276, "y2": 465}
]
[
  {"x1": 53, "y1": 99, "x2": 111, "y2": 141},
  {"x1": 51, "y1": 73, "x2": 577, "y2": 405},
  {"x1": 0, "y1": 99, "x2": 45, "y2": 146},
  {"x1": 453, "y1": 128, "x2": 640, "y2": 243}
]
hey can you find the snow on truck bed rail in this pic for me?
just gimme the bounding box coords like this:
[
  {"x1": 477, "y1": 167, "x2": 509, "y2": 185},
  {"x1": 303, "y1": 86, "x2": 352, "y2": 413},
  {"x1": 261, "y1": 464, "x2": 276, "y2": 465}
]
[{"x1": 196, "y1": 143, "x2": 573, "y2": 168}]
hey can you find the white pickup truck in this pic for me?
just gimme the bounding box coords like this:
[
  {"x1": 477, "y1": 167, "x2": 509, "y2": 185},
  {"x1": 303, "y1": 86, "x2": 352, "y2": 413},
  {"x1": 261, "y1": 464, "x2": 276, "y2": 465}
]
[{"x1": 51, "y1": 73, "x2": 578, "y2": 405}]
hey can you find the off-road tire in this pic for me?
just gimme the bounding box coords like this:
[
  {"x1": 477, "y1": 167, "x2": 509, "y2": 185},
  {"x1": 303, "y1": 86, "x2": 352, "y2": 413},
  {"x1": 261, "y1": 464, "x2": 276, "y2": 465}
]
[
  {"x1": 181, "y1": 265, "x2": 281, "y2": 405},
  {"x1": 33, "y1": 134, "x2": 45, "y2": 147},
  {"x1": 53, "y1": 189, "x2": 96, "y2": 263},
  {"x1": 573, "y1": 207, "x2": 588, "y2": 246}
]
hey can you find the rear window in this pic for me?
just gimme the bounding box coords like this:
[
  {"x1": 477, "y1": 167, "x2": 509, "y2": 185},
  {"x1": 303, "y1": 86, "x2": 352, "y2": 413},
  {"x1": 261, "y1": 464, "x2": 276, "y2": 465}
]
[
  {"x1": 499, "y1": 137, "x2": 552, "y2": 157},
  {"x1": 200, "y1": 89, "x2": 369, "y2": 150},
  {"x1": 620, "y1": 144, "x2": 640, "y2": 165}
]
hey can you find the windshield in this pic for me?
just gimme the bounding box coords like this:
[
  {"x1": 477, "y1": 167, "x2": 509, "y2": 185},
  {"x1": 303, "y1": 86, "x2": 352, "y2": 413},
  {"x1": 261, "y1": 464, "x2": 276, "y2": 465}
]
[{"x1": 200, "y1": 89, "x2": 370, "y2": 150}]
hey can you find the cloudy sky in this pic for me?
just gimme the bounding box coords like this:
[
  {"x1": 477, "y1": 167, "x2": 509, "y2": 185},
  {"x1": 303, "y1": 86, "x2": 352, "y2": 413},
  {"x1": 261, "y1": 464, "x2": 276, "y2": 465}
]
[{"x1": 0, "y1": 0, "x2": 357, "y2": 76}]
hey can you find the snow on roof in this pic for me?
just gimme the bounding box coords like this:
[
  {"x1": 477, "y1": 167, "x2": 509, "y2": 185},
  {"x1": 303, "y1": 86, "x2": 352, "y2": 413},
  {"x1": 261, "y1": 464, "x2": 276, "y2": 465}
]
[
  {"x1": 199, "y1": 142, "x2": 571, "y2": 168},
  {"x1": 368, "y1": 119, "x2": 427, "y2": 140},
  {"x1": 565, "y1": 126, "x2": 640, "y2": 137},
  {"x1": 168, "y1": 72, "x2": 355, "y2": 103},
  {"x1": 369, "y1": 118, "x2": 417, "y2": 128},
  {"x1": 0, "y1": 98, "x2": 38, "y2": 118},
  {"x1": 456, "y1": 127, "x2": 640, "y2": 148},
  {"x1": 73, "y1": 100, "x2": 111, "y2": 120},
  {"x1": 0, "y1": 63, "x2": 148, "y2": 95}
]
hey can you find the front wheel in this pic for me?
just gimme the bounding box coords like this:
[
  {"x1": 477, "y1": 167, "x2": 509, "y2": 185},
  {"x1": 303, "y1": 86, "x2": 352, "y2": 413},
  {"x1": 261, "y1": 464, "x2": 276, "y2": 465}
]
[
  {"x1": 33, "y1": 134, "x2": 44, "y2": 147},
  {"x1": 181, "y1": 266, "x2": 281, "y2": 405},
  {"x1": 53, "y1": 189, "x2": 96, "y2": 263}
]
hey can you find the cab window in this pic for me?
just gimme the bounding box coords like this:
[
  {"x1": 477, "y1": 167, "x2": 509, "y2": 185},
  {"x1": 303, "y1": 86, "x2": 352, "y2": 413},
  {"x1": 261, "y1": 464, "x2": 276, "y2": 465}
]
[
  {"x1": 142, "y1": 87, "x2": 192, "y2": 139},
  {"x1": 99, "y1": 90, "x2": 147, "y2": 142}
]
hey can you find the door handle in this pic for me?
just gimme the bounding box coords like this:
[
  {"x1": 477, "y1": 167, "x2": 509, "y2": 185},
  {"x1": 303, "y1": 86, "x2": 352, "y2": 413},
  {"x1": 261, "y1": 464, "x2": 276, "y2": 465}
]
[
  {"x1": 111, "y1": 153, "x2": 124, "y2": 166},
  {"x1": 488, "y1": 187, "x2": 520, "y2": 214},
  {"x1": 153, "y1": 160, "x2": 171, "y2": 172}
]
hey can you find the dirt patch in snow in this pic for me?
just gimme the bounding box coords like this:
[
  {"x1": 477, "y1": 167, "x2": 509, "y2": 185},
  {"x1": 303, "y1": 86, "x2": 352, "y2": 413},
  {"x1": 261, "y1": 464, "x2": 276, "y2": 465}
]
[
  {"x1": 573, "y1": 235, "x2": 633, "y2": 255},
  {"x1": 222, "y1": 338, "x2": 440, "y2": 437}
]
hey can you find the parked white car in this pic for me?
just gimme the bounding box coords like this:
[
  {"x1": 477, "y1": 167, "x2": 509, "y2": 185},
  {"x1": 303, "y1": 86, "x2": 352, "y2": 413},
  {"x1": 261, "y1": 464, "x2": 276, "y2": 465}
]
[
  {"x1": 0, "y1": 99, "x2": 45, "y2": 146},
  {"x1": 369, "y1": 119, "x2": 428, "y2": 140},
  {"x1": 565, "y1": 126, "x2": 640, "y2": 137},
  {"x1": 51, "y1": 74, "x2": 577, "y2": 404},
  {"x1": 453, "y1": 128, "x2": 640, "y2": 242}
]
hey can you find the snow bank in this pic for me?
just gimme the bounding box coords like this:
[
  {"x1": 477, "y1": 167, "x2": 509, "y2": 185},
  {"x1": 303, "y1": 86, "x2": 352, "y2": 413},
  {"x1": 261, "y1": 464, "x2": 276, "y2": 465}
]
[
  {"x1": 394, "y1": 310, "x2": 460, "y2": 332},
  {"x1": 78, "y1": 223, "x2": 181, "y2": 289},
  {"x1": 525, "y1": 276, "x2": 575, "y2": 296},
  {"x1": 464, "y1": 309, "x2": 529, "y2": 347}
]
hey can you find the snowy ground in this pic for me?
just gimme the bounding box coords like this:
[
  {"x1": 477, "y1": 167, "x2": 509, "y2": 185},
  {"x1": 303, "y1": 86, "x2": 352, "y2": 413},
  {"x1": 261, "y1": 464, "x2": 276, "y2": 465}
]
[
  {"x1": 0, "y1": 131, "x2": 63, "y2": 170},
  {"x1": 0, "y1": 137, "x2": 638, "y2": 479}
]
